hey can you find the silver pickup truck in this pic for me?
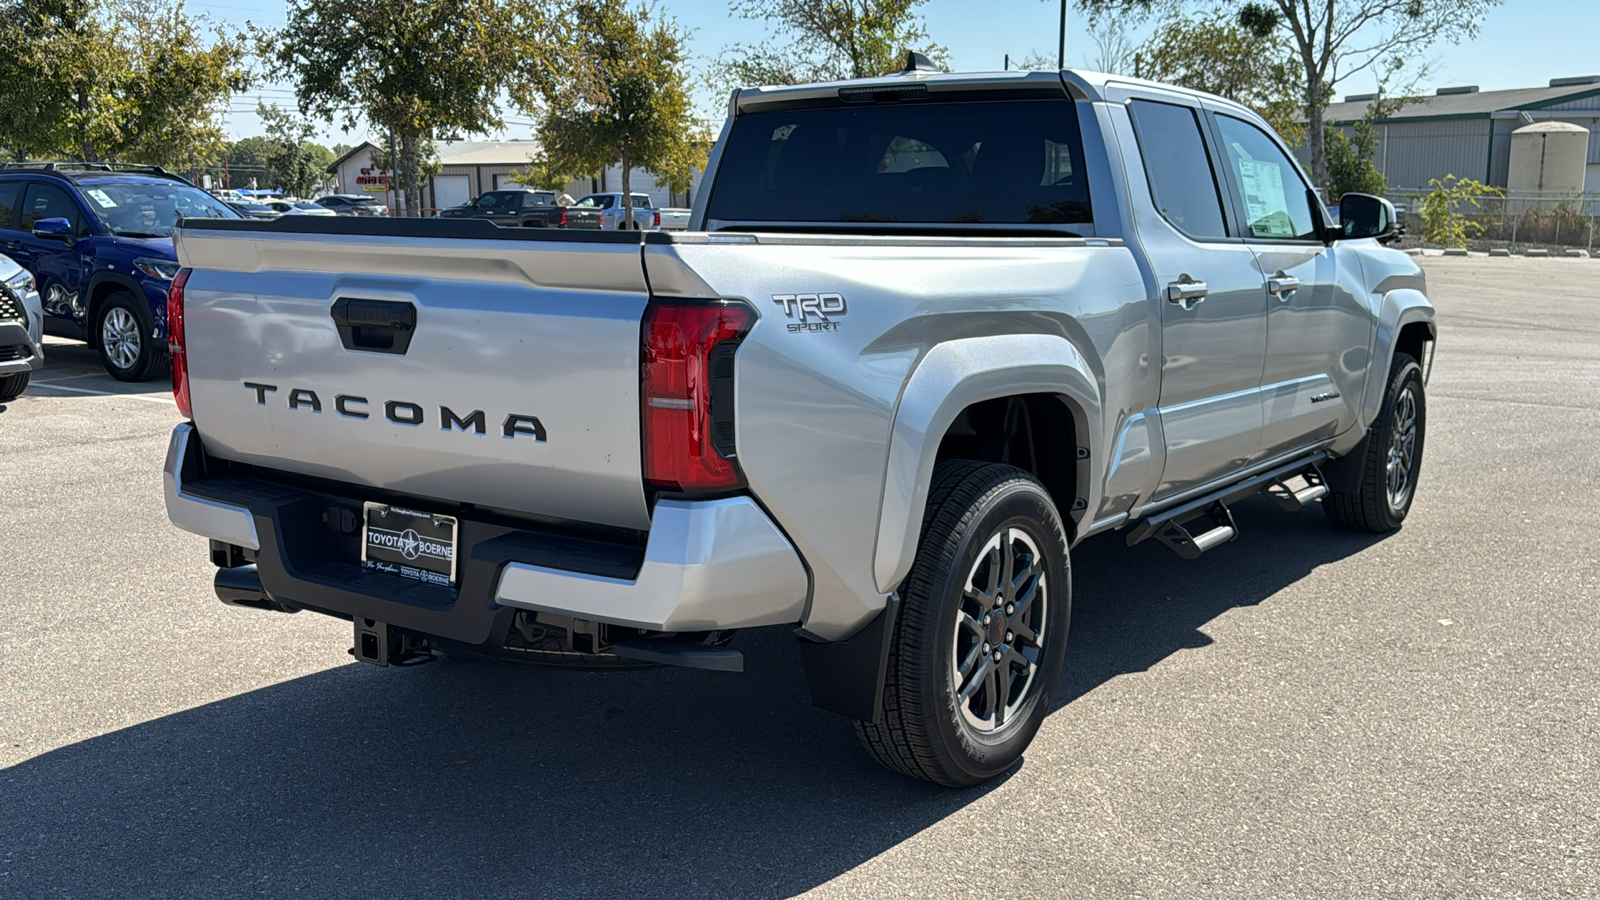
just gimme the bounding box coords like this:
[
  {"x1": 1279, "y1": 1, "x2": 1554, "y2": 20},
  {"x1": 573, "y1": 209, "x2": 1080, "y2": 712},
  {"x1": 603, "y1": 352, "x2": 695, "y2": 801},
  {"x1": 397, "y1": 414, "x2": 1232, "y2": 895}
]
[{"x1": 163, "y1": 65, "x2": 1434, "y2": 786}]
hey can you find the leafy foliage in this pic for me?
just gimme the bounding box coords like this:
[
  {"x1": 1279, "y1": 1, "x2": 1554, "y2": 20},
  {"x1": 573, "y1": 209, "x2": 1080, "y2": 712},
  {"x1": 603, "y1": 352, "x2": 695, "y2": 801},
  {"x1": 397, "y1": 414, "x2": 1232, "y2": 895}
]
[
  {"x1": 1323, "y1": 97, "x2": 1402, "y2": 199},
  {"x1": 0, "y1": 0, "x2": 248, "y2": 165},
  {"x1": 1082, "y1": 0, "x2": 1498, "y2": 190},
  {"x1": 1419, "y1": 174, "x2": 1497, "y2": 247},
  {"x1": 526, "y1": 0, "x2": 708, "y2": 221},
  {"x1": 260, "y1": 0, "x2": 557, "y2": 214},
  {"x1": 258, "y1": 103, "x2": 334, "y2": 197},
  {"x1": 1133, "y1": 9, "x2": 1304, "y2": 144},
  {"x1": 713, "y1": 0, "x2": 946, "y2": 93}
]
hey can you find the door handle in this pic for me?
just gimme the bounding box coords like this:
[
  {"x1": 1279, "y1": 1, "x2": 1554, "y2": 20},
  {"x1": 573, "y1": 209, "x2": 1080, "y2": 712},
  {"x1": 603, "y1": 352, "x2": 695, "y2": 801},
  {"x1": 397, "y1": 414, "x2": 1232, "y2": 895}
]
[
  {"x1": 1267, "y1": 272, "x2": 1301, "y2": 299},
  {"x1": 1166, "y1": 277, "x2": 1208, "y2": 310}
]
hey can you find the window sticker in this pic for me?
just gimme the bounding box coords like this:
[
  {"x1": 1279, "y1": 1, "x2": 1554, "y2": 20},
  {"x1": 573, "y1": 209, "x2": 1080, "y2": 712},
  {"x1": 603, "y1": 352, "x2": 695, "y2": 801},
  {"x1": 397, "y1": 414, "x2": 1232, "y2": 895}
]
[
  {"x1": 1235, "y1": 156, "x2": 1293, "y2": 237},
  {"x1": 86, "y1": 189, "x2": 118, "y2": 208}
]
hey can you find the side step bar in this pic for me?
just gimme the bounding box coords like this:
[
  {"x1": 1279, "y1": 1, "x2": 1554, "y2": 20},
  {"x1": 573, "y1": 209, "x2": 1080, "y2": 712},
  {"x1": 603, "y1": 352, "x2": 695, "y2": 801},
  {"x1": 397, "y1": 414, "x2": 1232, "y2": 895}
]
[{"x1": 1126, "y1": 454, "x2": 1328, "y2": 559}]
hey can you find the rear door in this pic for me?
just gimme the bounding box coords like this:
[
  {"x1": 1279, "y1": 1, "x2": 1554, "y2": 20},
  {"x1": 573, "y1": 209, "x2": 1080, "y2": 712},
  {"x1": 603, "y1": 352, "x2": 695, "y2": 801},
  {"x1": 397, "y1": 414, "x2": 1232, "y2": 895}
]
[
  {"x1": 1122, "y1": 96, "x2": 1268, "y2": 501},
  {"x1": 1208, "y1": 111, "x2": 1372, "y2": 459}
]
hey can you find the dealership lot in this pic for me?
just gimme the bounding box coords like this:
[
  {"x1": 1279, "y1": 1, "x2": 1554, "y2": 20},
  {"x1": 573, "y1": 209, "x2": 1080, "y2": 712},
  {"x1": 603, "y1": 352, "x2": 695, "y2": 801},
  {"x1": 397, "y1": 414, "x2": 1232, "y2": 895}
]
[{"x1": 1, "y1": 257, "x2": 1596, "y2": 898}]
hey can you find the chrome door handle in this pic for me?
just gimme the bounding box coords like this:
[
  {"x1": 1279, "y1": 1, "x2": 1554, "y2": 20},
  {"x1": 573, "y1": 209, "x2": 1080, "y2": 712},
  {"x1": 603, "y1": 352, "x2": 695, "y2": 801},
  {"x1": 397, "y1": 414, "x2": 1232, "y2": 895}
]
[
  {"x1": 1166, "y1": 277, "x2": 1208, "y2": 310},
  {"x1": 1267, "y1": 273, "x2": 1301, "y2": 299}
]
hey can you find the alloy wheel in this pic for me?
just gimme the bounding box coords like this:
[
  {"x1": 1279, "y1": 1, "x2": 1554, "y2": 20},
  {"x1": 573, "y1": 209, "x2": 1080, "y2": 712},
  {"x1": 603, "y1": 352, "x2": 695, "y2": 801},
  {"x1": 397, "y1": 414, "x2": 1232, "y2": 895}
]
[
  {"x1": 1385, "y1": 384, "x2": 1418, "y2": 512},
  {"x1": 101, "y1": 307, "x2": 142, "y2": 371},
  {"x1": 950, "y1": 526, "x2": 1049, "y2": 734}
]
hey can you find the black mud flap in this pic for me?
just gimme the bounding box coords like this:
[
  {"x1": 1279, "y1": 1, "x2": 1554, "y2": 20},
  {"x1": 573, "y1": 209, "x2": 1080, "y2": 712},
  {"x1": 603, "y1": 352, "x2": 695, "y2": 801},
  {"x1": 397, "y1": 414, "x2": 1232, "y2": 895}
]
[{"x1": 797, "y1": 596, "x2": 900, "y2": 724}]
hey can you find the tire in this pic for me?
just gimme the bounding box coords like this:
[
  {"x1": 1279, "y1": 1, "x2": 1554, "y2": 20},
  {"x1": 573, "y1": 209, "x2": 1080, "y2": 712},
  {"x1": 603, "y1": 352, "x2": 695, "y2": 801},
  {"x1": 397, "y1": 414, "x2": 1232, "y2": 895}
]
[
  {"x1": 1324, "y1": 352, "x2": 1426, "y2": 532},
  {"x1": 853, "y1": 460, "x2": 1072, "y2": 787},
  {"x1": 95, "y1": 291, "x2": 166, "y2": 382},
  {"x1": 0, "y1": 372, "x2": 27, "y2": 402}
]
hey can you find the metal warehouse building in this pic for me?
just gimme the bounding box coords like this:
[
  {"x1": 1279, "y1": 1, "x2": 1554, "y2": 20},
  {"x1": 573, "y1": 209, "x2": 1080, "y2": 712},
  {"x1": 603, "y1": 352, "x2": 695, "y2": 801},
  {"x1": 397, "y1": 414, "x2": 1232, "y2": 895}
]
[{"x1": 1318, "y1": 76, "x2": 1600, "y2": 192}]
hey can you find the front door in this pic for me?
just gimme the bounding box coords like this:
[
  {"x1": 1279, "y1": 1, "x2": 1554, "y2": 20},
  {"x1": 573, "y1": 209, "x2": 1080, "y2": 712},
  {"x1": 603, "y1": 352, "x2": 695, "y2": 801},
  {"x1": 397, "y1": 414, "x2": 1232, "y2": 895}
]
[
  {"x1": 1123, "y1": 97, "x2": 1269, "y2": 501},
  {"x1": 1208, "y1": 112, "x2": 1372, "y2": 461},
  {"x1": 12, "y1": 181, "x2": 89, "y2": 324}
]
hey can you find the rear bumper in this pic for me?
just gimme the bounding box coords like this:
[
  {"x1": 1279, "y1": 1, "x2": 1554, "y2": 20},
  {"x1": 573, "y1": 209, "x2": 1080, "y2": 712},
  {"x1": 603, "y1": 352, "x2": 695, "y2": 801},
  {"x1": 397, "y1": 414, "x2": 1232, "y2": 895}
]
[{"x1": 162, "y1": 424, "x2": 809, "y2": 644}]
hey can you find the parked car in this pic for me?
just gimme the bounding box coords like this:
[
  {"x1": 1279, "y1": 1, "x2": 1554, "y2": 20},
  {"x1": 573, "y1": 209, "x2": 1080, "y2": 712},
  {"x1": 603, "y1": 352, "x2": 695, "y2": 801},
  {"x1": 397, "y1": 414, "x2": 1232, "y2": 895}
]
[
  {"x1": 0, "y1": 161, "x2": 239, "y2": 380},
  {"x1": 657, "y1": 207, "x2": 692, "y2": 230},
  {"x1": 315, "y1": 194, "x2": 389, "y2": 217},
  {"x1": 571, "y1": 192, "x2": 658, "y2": 230},
  {"x1": 0, "y1": 251, "x2": 45, "y2": 401},
  {"x1": 435, "y1": 189, "x2": 595, "y2": 228},
  {"x1": 227, "y1": 201, "x2": 279, "y2": 220},
  {"x1": 266, "y1": 199, "x2": 337, "y2": 217},
  {"x1": 164, "y1": 66, "x2": 1435, "y2": 787}
]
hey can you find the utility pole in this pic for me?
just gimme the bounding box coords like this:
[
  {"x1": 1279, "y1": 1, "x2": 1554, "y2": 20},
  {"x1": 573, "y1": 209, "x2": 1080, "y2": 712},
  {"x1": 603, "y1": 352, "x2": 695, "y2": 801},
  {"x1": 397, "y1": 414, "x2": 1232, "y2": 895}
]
[{"x1": 1057, "y1": 0, "x2": 1067, "y2": 69}]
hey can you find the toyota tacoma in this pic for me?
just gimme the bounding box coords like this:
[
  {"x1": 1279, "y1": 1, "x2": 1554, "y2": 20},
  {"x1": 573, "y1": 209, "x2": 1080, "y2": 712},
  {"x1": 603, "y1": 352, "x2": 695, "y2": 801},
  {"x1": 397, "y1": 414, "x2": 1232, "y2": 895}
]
[{"x1": 163, "y1": 63, "x2": 1435, "y2": 786}]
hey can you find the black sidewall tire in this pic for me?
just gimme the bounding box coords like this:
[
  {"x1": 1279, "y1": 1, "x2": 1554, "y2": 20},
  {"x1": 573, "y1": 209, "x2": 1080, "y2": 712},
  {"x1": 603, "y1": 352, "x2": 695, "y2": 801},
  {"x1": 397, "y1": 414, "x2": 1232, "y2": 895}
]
[
  {"x1": 95, "y1": 291, "x2": 164, "y2": 382},
  {"x1": 926, "y1": 486, "x2": 1071, "y2": 782},
  {"x1": 0, "y1": 372, "x2": 28, "y2": 402}
]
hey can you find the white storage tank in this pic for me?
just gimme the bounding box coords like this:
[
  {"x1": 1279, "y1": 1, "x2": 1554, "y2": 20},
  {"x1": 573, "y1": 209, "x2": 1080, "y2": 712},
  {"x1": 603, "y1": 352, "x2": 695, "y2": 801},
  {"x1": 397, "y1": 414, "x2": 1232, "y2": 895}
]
[{"x1": 1507, "y1": 121, "x2": 1589, "y2": 194}]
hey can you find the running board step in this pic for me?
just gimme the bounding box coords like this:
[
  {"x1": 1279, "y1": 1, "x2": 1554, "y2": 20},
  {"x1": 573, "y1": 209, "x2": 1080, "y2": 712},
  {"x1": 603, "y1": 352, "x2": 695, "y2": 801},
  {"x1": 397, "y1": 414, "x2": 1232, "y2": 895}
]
[
  {"x1": 1152, "y1": 502, "x2": 1238, "y2": 560},
  {"x1": 1263, "y1": 464, "x2": 1329, "y2": 512}
]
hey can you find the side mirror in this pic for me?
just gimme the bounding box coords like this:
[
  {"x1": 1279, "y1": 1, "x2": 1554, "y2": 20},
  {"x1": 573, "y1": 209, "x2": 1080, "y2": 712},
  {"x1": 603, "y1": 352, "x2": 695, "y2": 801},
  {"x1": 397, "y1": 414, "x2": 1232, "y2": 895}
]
[
  {"x1": 1334, "y1": 193, "x2": 1398, "y2": 242},
  {"x1": 31, "y1": 217, "x2": 74, "y2": 240}
]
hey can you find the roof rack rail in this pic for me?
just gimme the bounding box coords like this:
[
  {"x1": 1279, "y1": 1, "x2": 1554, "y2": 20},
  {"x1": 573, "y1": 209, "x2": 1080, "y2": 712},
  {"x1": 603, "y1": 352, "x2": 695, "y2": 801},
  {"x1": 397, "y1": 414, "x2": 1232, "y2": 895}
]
[{"x1": 0, "y1": 161, "x2": 171, "y2": 174}]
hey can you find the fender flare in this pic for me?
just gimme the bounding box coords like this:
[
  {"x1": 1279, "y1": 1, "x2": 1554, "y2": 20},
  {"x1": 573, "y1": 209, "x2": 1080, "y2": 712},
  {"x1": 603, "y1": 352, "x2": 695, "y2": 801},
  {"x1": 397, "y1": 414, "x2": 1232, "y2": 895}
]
[
  {"x1": 84, "y1": 271, "x2": 156, "y2": 347},
  {"x1": 1363, "y1": 288, "x2": 1435, "y2": 427},
  {"x1": 871, "y1": 333, "x2": 1101, "y2": 594}
]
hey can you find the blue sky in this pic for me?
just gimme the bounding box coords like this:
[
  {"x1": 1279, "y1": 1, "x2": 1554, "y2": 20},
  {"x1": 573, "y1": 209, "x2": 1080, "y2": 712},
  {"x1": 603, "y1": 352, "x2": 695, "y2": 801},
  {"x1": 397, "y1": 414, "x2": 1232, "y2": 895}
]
[{"x1": 208, "y1": 0, "x2": 1600, "y2": 143}]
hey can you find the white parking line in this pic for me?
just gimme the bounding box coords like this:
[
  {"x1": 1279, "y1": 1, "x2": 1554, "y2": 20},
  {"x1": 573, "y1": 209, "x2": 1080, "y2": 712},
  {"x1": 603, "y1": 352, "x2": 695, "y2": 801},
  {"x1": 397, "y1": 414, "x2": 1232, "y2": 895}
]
[{"x1": 26, "y1": 381, "x2": 175, "y2": 404}]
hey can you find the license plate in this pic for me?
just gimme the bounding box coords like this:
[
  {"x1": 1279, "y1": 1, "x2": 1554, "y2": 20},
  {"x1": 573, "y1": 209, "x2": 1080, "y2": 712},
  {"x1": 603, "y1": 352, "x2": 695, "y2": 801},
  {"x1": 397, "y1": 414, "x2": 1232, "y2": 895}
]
[{"x1": 361, "y1": 503, "x2": 458, "y2": 587}]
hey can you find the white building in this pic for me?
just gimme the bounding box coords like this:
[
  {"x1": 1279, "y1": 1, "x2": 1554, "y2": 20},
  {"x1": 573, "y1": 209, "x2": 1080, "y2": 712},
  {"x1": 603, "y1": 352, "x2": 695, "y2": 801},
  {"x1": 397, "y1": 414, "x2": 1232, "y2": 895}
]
[{"x1": 327, "y1": 140, "x2": 705, "y2": 213}]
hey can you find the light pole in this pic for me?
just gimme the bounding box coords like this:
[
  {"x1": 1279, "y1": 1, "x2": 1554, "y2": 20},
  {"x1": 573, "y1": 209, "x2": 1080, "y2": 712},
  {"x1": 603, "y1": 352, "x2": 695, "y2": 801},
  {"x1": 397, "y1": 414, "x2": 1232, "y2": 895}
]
[{"x1": 1057, "y1": 0, "x2": 1067, "y2": 69}]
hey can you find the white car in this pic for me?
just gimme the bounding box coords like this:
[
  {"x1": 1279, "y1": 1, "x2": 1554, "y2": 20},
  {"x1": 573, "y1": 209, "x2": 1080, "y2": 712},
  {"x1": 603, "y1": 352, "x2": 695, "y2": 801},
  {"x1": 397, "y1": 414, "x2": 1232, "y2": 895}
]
[
  {"x1": 267, "y1": 200, "x2": 338, "y2": 217},
  {"x1": 0, "y1": 252, "x2": 44, "y2": 402}
]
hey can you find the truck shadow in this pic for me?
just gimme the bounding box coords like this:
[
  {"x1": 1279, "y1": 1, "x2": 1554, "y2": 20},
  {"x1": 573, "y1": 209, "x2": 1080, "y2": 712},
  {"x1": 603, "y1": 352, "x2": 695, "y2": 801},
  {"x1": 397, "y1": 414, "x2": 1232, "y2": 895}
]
[{"x1": 0, "y1": 498, "x2": 1385, "y2": 898}]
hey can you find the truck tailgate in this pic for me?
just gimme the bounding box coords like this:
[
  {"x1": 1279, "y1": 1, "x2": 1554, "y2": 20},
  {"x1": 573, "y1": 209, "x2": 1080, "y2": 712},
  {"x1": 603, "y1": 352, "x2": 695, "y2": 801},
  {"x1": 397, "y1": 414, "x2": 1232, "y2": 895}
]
[{"x1": 174, "y1": 221, "x2": 651, "y2": 531}]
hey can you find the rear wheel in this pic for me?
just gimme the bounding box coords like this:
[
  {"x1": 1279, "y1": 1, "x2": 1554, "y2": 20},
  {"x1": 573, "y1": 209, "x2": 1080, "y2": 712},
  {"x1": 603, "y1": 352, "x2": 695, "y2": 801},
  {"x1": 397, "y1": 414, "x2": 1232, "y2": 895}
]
[
  {"x1": 1324, "y1": 352, "x2": 1426, "y2": 532},
  {"x1": 853, "y1": 460, "x2": 1071, "y2": 787},
  {"x1": 0, "y1": 372, "x2": 28, "y2": 402},
  {"x1": 95, "y1": 291, "x2": 166, "y2": 382}
]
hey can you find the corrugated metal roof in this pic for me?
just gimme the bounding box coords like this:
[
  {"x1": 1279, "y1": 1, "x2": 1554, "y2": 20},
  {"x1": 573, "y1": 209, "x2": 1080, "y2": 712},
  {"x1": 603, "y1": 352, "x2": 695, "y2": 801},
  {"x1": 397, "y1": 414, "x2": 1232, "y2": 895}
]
[
  {"x1": 434, "y1": 140, "x2": 541, "y2": 165},
  {"x1": 1323, "y1": 82, "x2": 1600, "y2": 124}
]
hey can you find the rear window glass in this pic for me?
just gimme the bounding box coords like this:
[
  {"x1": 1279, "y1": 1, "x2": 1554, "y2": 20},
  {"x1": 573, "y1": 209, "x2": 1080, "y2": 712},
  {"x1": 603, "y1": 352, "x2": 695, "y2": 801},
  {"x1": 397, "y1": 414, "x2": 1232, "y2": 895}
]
[{"x1": 706, "y1": 99, "x2": 1092, "y2": 228}]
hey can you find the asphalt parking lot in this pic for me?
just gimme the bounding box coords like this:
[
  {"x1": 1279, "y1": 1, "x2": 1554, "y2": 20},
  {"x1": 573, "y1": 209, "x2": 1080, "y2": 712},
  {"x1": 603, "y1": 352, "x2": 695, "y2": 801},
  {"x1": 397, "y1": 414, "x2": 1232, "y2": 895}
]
[{"x1": 1, "y1": 256, "x2": 1597, "y2": 898}]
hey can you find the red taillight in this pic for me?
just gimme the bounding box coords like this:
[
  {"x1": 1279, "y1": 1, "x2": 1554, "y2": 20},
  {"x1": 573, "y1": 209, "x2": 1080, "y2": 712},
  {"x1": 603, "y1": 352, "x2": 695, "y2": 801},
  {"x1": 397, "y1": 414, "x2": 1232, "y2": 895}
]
[
  {"x1": 168, "y1": 267, "x2": 192, "y2": 418},
  {"x1": 642, "y1": 300, "x2": 753, "y2": 492},
  {"x1": 653, "y1": 210, "x2": 661, "y2": 227},
  {"x1": 558, "y1": 208, "x2": 568, "y2": 227}
]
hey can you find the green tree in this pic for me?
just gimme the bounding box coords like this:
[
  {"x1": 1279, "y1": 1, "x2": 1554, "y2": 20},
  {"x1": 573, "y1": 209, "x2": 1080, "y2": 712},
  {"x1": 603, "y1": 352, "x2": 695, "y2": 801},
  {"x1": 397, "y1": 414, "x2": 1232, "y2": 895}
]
[
  {"x1": 260, "y1": 0, "x2": 556, "y2": 215},
  {"x1": 527, "y1": 0, "x2": 708, "y2": 225},
  {"x1": 258, "y1": 102, "x2": 331, "y2": 196},
  {"x1": 1132, "y1": 9, "x2": 1304, "y2": 144},
  {"x1": 714, "y1": 0, "x2": 946, "y2": 92},
  {"x1": 0, "y1": 0, "x2": 248, "y2": 164},
  {"x1": 1082, "y1": 0, "x2": 1497, "y2": 192},
  {"x1": 1323, "y1": 96, "x2": 1402, "y2": 199},
  {"x1": 1419, "y1": 174, "x2": 1496, "y2": 247}
]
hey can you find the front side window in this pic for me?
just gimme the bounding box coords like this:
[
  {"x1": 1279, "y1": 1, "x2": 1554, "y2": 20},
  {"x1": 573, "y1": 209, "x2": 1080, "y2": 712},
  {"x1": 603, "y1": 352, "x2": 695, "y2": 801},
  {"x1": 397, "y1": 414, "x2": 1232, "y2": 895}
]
[
  {"x1": 1127, "y1": 100, "x2": 1228, "y2": 239},
  {"x1": 20, "y1": 183, "x2": 84, "y2": 233},
  {"x1": 706, "y1": 99, "x2": 1092, "y2": 228},
  {"x1": 1214, "y1": 115, "x2": 1320, "y2": 240}
]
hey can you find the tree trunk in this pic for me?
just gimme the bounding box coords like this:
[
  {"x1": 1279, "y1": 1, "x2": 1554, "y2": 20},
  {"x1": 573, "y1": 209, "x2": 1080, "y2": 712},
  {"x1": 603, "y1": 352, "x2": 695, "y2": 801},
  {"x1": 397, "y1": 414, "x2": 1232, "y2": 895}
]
[
  {"x1": 77, "y1": 88, "x2": 98, "y2": 162},
  {"x1": 620, "y1": 149, "x2": 632, "y2": 230},
  {"x1": 399, "y1": 130, "x2": 423, "y2": 217},
  {"x1": 1301, "y1": 55, "x2": 1329, "y2": 195}
]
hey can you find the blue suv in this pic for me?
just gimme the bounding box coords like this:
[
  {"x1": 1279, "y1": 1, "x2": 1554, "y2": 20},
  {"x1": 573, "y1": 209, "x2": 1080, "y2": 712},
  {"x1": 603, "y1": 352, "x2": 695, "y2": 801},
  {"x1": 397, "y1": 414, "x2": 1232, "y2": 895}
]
[{"x1": 0, "y1": 163, "x2": 240, "y2": 380}]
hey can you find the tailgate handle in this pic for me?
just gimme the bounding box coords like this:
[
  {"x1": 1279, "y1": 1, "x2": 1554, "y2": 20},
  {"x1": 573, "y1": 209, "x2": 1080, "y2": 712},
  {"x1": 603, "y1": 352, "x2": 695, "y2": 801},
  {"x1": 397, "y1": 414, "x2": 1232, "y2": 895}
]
[{"x1": 330, "y1": 298, "x2": 416, "y2": 355}]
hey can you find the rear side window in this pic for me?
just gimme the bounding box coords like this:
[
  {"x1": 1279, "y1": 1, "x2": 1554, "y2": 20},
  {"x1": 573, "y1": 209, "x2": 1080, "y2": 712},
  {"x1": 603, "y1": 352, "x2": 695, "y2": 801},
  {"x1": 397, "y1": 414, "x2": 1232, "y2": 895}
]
[
  {"x1": 707, "y1": 99, "x2": 1092, "y2": 228},
  {"x1": 0, "y1": 181, "x2": 20, "y2": 228},
  {"x1": 20, "y1": 183, "x2": 83, "y2": 233},
  {"x1": 1127, "y1": 100, "x2": 1228, "y2": 239}
]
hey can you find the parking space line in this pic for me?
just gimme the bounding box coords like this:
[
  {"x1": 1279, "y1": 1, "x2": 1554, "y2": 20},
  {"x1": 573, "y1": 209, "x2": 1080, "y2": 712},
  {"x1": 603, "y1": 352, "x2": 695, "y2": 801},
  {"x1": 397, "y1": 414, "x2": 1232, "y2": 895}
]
[{"x1": 25, "y1": 381, "x2": 174, "y2": 405}]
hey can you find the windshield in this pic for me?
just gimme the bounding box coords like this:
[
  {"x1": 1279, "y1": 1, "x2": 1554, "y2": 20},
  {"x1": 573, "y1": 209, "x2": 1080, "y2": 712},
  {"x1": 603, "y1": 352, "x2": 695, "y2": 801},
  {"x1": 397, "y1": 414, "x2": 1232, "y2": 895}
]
[
  {"x1": 706, "y1": 99, "x2": 1092, "y2": 229},
  {"x1": 85, "y1": 182, "x2": 240, "y2": 235}
]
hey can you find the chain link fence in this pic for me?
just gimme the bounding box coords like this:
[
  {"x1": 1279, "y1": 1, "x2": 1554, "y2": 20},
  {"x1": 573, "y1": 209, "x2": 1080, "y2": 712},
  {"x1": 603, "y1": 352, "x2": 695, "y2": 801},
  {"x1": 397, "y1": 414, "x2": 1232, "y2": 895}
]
[{"x1": 1385, "y1": 191, "x2": 1600, "y2": 254}]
